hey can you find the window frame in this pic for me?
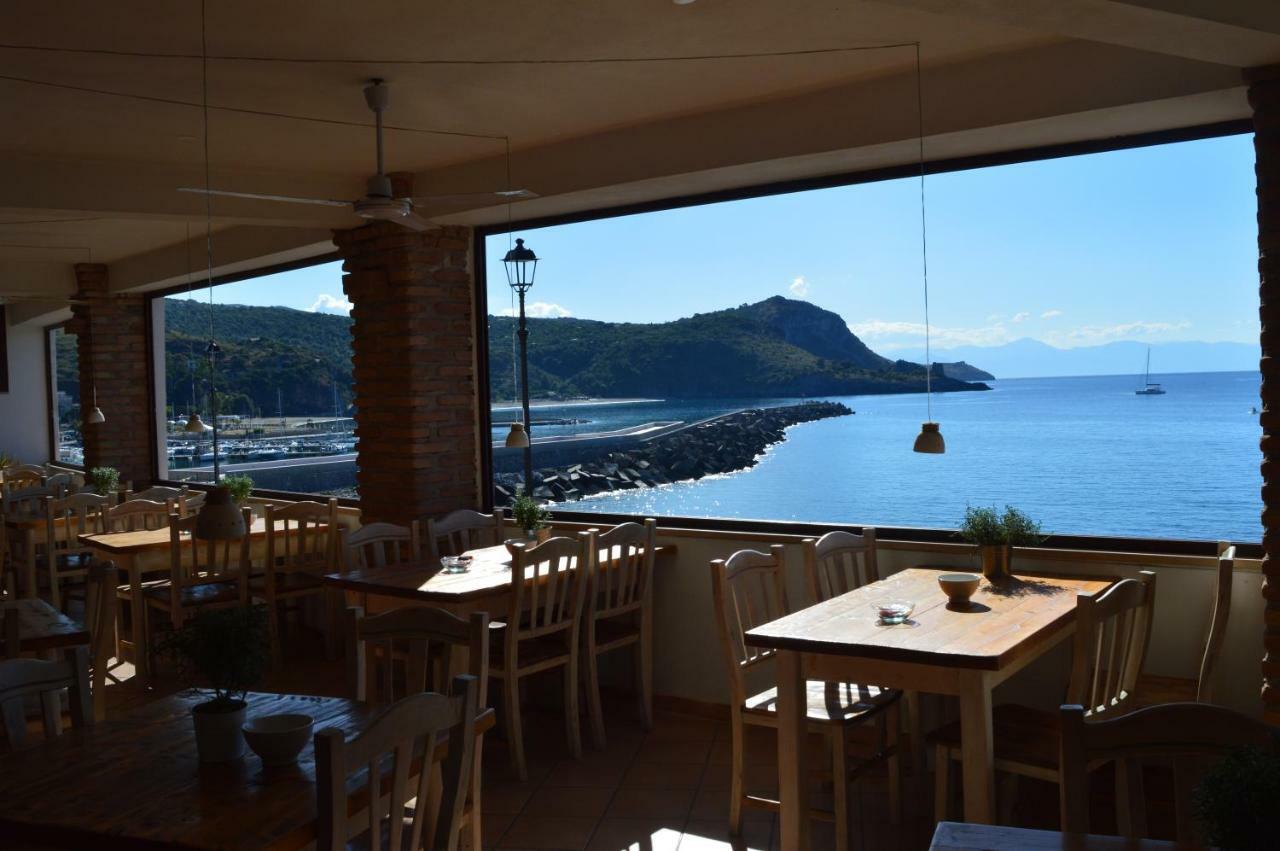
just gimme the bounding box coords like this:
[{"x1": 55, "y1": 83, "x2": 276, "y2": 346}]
[{"x1": 44, "y1": 321, "x2": 84, "y2": 470}]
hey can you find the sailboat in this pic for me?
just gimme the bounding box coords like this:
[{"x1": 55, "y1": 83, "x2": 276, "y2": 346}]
[{"x1": 1135, "y1": 347, "x2": 1166, "y2": 395}]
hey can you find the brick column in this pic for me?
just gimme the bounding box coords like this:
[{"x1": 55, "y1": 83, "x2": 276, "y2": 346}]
[
  {"x1": 333, "y1": 222, "x2": 480, "y2": 524},
  {"x1": 67, "y1": 264, "x2": 153, "y2": 486}
]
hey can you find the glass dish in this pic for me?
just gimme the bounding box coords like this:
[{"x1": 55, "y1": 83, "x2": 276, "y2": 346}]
[
  {"x1": 871, "y1": 600, "x2": 914, "y2": 625},
  {"x1": 440, "y1": 555, "x2": 472, "y2": 574}
]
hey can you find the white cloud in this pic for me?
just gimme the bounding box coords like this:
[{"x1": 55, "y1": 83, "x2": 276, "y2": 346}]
[
  {"x1": 308, "y1": 293, "x2": 352, "y2": 314},
  {"x1": 1011, "y1": 311, "x2": 1031, "y2": 323},
  {"x1": 1045, "y1": 320, "x2": 1191, "y2": 347},
  {"x1": 788, "y1": 276, "x2": 809, "y2": 298},
  {"x1": 1041, "y1": 309, "x2": 1063, "y2": 319},
  {"x1": 499, "y1": 301, "x2": 572, "y2": 318},
  {"x1": 849, "y1": 319, "x2": 1017, "y2": 350}
]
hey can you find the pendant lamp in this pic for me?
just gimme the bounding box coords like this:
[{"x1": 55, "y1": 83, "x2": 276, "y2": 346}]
[
  {"x1": 505, "y1": 422, "x2": 530, "y2": 448},
  {"x1": 910, "y1": 44, "x2": 944, "y2": 454},
  {"x1": 85, "y1": 384, "x2": 105, "y2": 425}
]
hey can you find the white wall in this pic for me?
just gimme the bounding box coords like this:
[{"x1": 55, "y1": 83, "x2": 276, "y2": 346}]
[{"x1": 0, "y1": 314, "x2": 51, "y2": 463}]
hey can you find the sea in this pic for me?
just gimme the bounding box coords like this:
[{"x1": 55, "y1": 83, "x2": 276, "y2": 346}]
[{"x1": 501, "y1": 371, "x2": 1263, "y2": 543}]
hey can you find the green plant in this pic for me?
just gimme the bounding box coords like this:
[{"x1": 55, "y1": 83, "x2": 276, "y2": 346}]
[
  {"x1": 0, "y1": 452, "x2": 13, "y2": 469},
  {"x1": 160, "y1": 607, "x2": 267, "y2": 710},
  {"x1": 1194, "y1": 745, "x2": 1280, "y2": 850},
  {"x1": 221, "y1": 474, "x2": 254, "y2": 504},
  {"x1": 86, "y1": 466, "x2": 119, "y2": 497},
  {"x1": 512, "y1": 490, "x2": 551, "y2": 532},
  {"x1": 957, "y1": 504, "x2": 1047, "y2": 547}
]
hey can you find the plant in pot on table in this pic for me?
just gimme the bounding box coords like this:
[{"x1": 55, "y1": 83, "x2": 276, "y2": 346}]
[
  {"x1": 958, "y1": 505, "x2": 1047, "y2": 583},
  {"x1": 512, "y1": 491, "x2": 551, "y2": 543},
  {"x1": 86, "y1": 466, "x2": 119, "y2": 498},
  {"x1": 220, "y1": 473, "x2": 254, "y2": 505},
  {"x1": 161, "y1": 605, "x2": 268, "y2": 763}
]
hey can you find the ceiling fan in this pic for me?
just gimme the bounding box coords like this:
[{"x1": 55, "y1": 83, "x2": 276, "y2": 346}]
[{"x1": 178, "y1": 79, "x2": 535, "y2": 232}]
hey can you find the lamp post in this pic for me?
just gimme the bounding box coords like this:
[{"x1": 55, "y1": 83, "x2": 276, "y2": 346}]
[{"x1": 503, "y1": 238, "x2": 538, "y2": 492}]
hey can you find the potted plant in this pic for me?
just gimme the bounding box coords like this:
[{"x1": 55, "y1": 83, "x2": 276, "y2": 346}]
[
  {"x1": 161, "y1": 606, "x2": 267, "y2": 763},
  {"x1": 512, "y1": 490, "x2": 552, "y2": 542},
  {"x1": 1195, "y1": 745, "x2": 1280, "y2": 850},
  {"x1": 221, "y1": 473, "x2": 254, "y2": 505},
  {"x1": 86, "y1": 466, "x2": 119, "y2": 497},
  {"x1": 958, "y1": 505, "x2": 1046, "y2": 582}
]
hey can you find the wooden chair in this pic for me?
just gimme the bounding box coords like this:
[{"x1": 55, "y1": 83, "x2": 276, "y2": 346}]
[
  {"x1": 932, "y1": 571, "x2": 1158, "y2": 824},
  {"x1": 710, "y1": 546, "x2": 901, "y2": 850},
  {"x1": 2, "y1": 485, "x2": 55, "y2": 598},
  {"x1": 0, "y1": 646, "x2": 92, "y2": 749},
  {"x1": 315, "y1": 675, "x2": 479, "y2": 851},
  {"x1": 1138, "y1": 543, "x2": 1234, "y2": 705},
  {"x1": 583, "y1": 518, "x2": 657, "y2": 750},
  {"x1": 254, "y1": 499, "x2": 338, "y2": 663},
  {"x1": 491, "y1": 532, "x2": 594, "y2": 781},
  {"x1": 1, "y1": 464, "x2": 47, "y2": 494},
  {"x1": 104, "y1": 497, "x2": 173, "y2": 532},
  {"x1": 42, "y1": 492, "x2": 111, "y2": 609},
  {"x1": 341, "y1": 521, "x2": 422, "y2": 571},
  {"x1": 43, "y1": 472, "x2": 79, "y2": 497},
  {"x1": 425, "y1": 509, "x2": 505, "y2": 561},
  {"x1": 140, "y1": 510, "x2": 253, "y2": 681},
  {"x1": 346, "y1": 606, "x2": 490, "y2": 851},
  {"x1": 127, "y1": 486, "x2": 204, "y2": 517},
  {"x1": 1060, "y1": 701, "x2": 1277, "y2": 842},
  {"x1": 1, "y1": 484, "x2": 54, "y2": 520},
  {"x1": 84, "y1": 562, "x2": 119, "y2": 721}
]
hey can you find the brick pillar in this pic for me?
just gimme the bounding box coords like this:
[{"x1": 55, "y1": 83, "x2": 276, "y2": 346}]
[
  {"x1": 333, "y1": 222, "x2": 480, "y2": 524},
  {"x1": 67, "y1": 264, "x2": 153, "y2": 486}
]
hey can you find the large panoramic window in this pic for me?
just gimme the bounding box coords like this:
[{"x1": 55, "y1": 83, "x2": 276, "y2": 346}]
[
  {"x1": 485, "y1": 134, "x2": 1261, "y2": 542},
  {"x1": 160, "y1": 262, "x2": 356, "y2": 496},
  {"x1": 49, "y1": 326, "x2": 82, "y2": 466}
]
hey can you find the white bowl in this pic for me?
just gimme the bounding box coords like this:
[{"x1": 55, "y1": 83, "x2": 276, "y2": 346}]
[{"x1": 242, "y1": 713, "x2": 313, "y2": 766}]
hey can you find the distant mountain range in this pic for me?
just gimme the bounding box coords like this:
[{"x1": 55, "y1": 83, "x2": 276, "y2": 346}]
[{"x1": 891, "y1": 339, "x2": 1260, "y2": 380}]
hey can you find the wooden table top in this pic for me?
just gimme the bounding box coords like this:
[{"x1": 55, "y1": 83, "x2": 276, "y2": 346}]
[
  {"x1": 0, "y1": 598, "x2": 89, "y2": 651},
  {"x1": 931, "y1": 822, "x2": 1191, "y2": 849},
  {"x1": 745, "y1": 567, "x2": 1114, "y2": 671},
  {"x1": 78, "y1": 517, "x2": 305, "y2": 554},
  {"x1": 0, "y1": 690, "x2": 492, "y2": 850},
  {"x1": 324, "y1": 542, "x2": 674, "y2": 604}
]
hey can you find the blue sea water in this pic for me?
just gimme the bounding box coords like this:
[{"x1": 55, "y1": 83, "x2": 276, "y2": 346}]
[{"x1": 504, "y1": 371, "x2": 1263, "y2": 543}]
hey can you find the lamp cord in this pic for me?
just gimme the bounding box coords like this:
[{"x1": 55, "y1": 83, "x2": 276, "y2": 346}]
[{"x1": 915, "y1": 43, "x2": 932, "y2": 423}]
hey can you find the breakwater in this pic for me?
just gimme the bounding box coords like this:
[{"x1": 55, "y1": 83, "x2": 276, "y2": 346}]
[{"x1": 495, "y1": 401, "x2": 852, "y2": 504}]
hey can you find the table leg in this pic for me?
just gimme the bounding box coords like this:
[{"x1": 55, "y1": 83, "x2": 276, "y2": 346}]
[
  {"x1": 129, "y1": 563, "x2": 148, "y2": 682},
  {"x1": 776, "y1": 649, "x2": 810, "y2": 850},
  {"x1": 958, "y1": 675, "x2": 995, "y2": 824}
]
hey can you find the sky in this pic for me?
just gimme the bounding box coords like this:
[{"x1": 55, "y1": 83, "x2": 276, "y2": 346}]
[{"x1": 197, "y1": 134, "x2": 1259, "y2": 353}]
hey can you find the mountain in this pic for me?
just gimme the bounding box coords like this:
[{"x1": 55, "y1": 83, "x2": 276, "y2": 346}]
[
  {"x1": 934, "y1": 361, "x2": 995, "y2": 381},
  {"x1": 890, "y1": 338, "x2": 1259, "y2": 379},
  {"x1": 488, "y1": 296, "x2": 988, "y2": 400}
]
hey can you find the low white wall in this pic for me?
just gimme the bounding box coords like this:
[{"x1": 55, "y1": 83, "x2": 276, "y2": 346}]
[{"x1": 0, "y1": 316, "x2": 51, "y2": 464}]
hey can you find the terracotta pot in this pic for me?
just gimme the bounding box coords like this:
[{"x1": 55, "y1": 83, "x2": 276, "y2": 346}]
[
  {"x1": 524, "y1": 528, "x2": 550, "y2": 543},
  {"x1": 192, "y1": 698, "x2": 248, "y2": 763},
  {"x1": 979, "y1": 544, "x2": 1013, "y2": 583}
]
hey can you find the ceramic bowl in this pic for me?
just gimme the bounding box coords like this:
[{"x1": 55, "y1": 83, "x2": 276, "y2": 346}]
[
  {"x1": 938, "y1": 573, "x2": 981, "y2": 607},
  {"x1": 242, "y1": 713, "x2": 314, "y2": 766}
]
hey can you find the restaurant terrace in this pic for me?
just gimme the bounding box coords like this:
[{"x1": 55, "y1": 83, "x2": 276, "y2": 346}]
[{"x1": 1, "y1": 2, "x2": 1279, "y2": 850}]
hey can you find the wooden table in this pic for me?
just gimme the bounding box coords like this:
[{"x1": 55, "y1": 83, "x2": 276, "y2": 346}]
[
  {"x1": 931, "y1": 821, "x2": 1191, "y2": 849},
  {"x1": 0, "y1": 597, "x2": 88, "y2": 653},
  {"x1": 79, "y1": 518, "x2": 333, "y2": 681},
  {"x1": 0, "y1": 690, "x2": 491, "y2": 850},
  {"x1": 745, "y1": 567, "x2": 1113, "y2": 846}
]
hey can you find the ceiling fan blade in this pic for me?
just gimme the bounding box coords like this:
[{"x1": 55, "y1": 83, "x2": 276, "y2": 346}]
[
  {"x1": 397, "y1": 212, "x2": 436, "y2": 232},
  {"x1": 410, "y1": 189, "x2": 539, "y2": 203},
  {"x1": 177, "y1": 187, "x2": 352, "y2": 208}
]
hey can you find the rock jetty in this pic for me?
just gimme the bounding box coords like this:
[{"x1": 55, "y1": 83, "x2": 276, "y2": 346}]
[{"x1": 495, "y1": 401, "x2": 852, "y2": 505}]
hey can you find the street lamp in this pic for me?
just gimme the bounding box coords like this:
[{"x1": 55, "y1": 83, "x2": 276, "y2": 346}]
[{"x1": 503, "y1": 238, "x2": 538, "y2": 491}]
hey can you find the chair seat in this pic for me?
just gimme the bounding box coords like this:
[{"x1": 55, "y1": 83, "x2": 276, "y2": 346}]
[
  {"x1": 591, "y1": 615, "x2": 640, "y2": 648},
  {"x1": 929, "y1": 703, "x2": 1060, "y2": 770},
  {"x1": 36, "y1": 551, "x2": 93, "y2": 573},
  {"x1": 489, "y1": 631, "x2": 572, "y2": 673},
  {"x1": 142, "y1": 580, "x2": 243, "y2": 610},
  {"x1": 743, "y1": 680, "x2": 900, "y2": 725},
  {"x1": 249, "y1": 571, "x2": 326, "y2": 595}
]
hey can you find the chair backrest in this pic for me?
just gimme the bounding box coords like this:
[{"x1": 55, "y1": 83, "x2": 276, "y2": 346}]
[
  {"x1": 315, "y1": 675, "x2": 479, "y2": 851},
  {"x1": 167, "y1": 511, "x2": 251, "y2": 617},
  {"x1": 589, "y1": 519, "x2": 657, "y2": 622},
  {"x1": 45, "y1": 492, "x2": 110, "y2": 552},
  {"x1": 709, "y1": 545, "x2": 789, "y2": 704},
  {"x1": 507, "y1": 532, "x2": 593, "y2": 643},
  {"x1": 341, "y1": 521, "x2": 421, "y2": 571},
  {"x1": 1195, "y1": 543, "x2": 1234, "y2": 703},
  {"x1": 0, "y1": 647, "x2": 92, "y2": 748},
  {"x1": 425, "y1": 509, "x2": 505, "y2": 561},
  {"x1": 265, "y1": 499, "x2": 338, "y2": 578},
  {"x1": 127, "y1": 485, "x2": 186, "y2": 503},
  {"x1": 802, "y1": 528, "x2": 879, "y2": 603},
  {"x1": 43, "y1": 472, "x2": 78, "y2": 497},
  {"x1": 347, "y1": 606, "x2": 489, "y2": 709},
  {"x1": 104, "y1": 498, "x2": 173, "y2": 532},
  {"x1": 1066, "y1": 571, "x2": 1157, "y2": 720},
  {"x1": 1060, "y1": 702, "x2": 1278, "y2": 841},
  {"x1": 2, "y1": 485, "x2": 55, "y2": 520},
  {"x1": 2, "y1": 465, "x2": 46, "y2": 494}
]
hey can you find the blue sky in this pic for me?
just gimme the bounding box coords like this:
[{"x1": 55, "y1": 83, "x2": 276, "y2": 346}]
[{"x1": 196, "y1": 134, "x2": 1259, "y2": 352}]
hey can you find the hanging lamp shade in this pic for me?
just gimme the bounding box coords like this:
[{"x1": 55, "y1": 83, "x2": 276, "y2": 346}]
[
  {"x1": 194, "y1": 486, "x2": 247, "y2": 540},
  {"x1": 913, "y1": 421, "x2": 945, "y2": 454},
  {"x1": 85, "y1": 386, "x2": 105, "y2": 425},
  {"x1": 505, "y1": 422, "x2": 530, "y2": 448}
]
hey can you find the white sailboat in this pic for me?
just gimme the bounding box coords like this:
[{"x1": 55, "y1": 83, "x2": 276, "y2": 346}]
[{"x1": 1135, "y1": 347, "x2": 1166, "y2": 395}]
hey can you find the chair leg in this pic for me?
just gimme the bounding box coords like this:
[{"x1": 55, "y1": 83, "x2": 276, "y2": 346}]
[
  {"x1": 729, "y1": 712, "x2": 745, "y2": 836},
  {"x1": 564, "y1": 653, "x2": 583, "y2": 760},
  {"x1": 468, "y1": 750, "x2": 484, "y2": 851},
  {"x1": 584, "y1": 641, "x2": 607, "y2": 751},
  {"x1": 832, "y1": 728, "x2": 852, "y2": 851},
  {"x1": 933, "y1": 744, "x2": 951, "y2": 824},
  {"x1": 886, "y1": 709, "x2": 902, "y2": 825},
  {"x1": 502, "y1": 672, "x2": 527, "y2": 782}
]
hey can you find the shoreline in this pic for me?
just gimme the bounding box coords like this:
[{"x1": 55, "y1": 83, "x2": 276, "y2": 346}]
[{"x1": 490, "y1": 397, "x2": 662, "y2": 411}]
